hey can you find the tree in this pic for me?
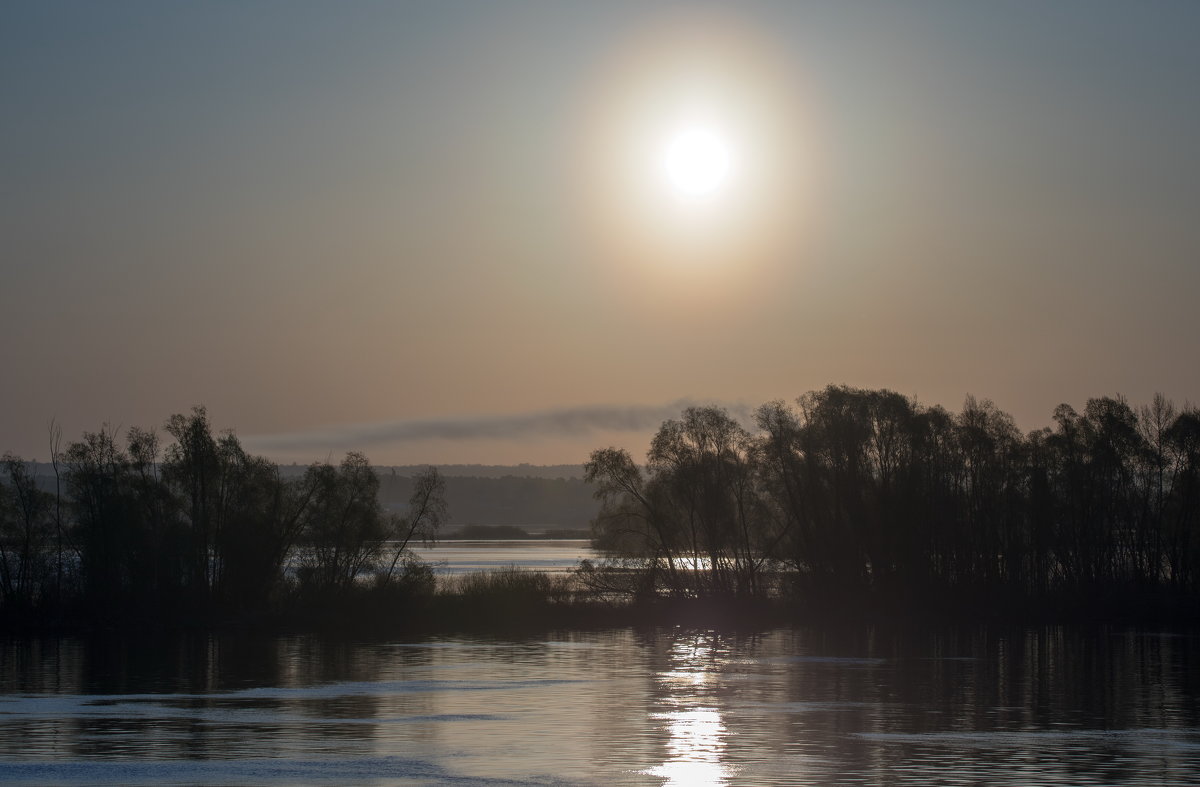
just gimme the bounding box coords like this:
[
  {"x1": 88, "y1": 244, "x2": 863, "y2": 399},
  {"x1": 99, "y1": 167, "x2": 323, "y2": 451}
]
[
  {"x1": 0, "y1": 455, "x2": 55, "y2": 611},
  {"x1": 48, "y1": 420, "x2": 66, "y2": 608},
  {"x1": 209, "y1": 435, "x2": 316, "y2": 608},
  {"x1": 298, "y1": 452, "x2": 389, "y2": 593},
  {"x1": 381, "y1": 466, "x2": 446, "y2": 584},
  {"x1": 585, "y1": 446, "x2": 685, "y2": 596},
  {"x1": 164, "y1": 406, "x2": 221, "y2": 602},
  {"x1": 65, "y1": 427, "x2": 139, "y2": 612},
  {"x1": 646, "y1": 406, "x2": 768, "y2": 596},
  {"x1": 1164, "y1": 408, "x2": 1200, "y2": 590},
  {"x1": 586, "y1": 407, "x2": 776, "y2": 598}
]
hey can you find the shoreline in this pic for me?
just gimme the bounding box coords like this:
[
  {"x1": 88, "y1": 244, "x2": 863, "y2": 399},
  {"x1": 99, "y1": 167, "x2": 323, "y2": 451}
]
[{"x1": 5, "y1": 582, "x2": 1197, "y2": 638}]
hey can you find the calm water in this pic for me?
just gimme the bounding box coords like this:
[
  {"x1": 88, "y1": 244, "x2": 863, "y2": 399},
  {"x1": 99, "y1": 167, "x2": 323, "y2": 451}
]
[
  {"x1": 0, "y1": 625, "x2": 1197, "y2": 786},
  {"x1": 414, "y1": 539, "x2": 594, "y2": 575}
]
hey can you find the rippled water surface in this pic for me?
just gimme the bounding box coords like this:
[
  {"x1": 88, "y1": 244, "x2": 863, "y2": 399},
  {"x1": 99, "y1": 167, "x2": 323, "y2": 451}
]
[
  {"x1": 414, "y1": 539, "x2": 594, "y2": 574},
  {"x1": 1, "y1": 626, "x2": 1198, "y2": 785}
]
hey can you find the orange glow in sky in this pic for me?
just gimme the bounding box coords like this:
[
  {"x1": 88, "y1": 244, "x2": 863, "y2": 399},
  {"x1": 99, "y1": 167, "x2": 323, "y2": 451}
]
[{"x1": 2, "y1": 2, "x2": 1198, "y2": 465}]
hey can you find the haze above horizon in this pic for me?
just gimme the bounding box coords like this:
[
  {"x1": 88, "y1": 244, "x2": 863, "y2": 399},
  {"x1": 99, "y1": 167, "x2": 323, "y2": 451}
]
[{"x1": 3, "y1": 1, "x2": 1198, "y2": 465}]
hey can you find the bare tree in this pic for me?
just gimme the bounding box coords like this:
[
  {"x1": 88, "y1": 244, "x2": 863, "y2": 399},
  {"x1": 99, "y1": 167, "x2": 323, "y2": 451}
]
[{"x1": 381, "y1": 466, "x2": 447, "y2": 583}]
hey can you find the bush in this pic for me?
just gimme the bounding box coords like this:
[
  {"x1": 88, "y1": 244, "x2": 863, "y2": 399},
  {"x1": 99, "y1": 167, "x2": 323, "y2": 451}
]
[
  {"x1": 442, "y1": 567, "x2": 575, "y2": 606},
  {"x1": 373, "y1": 553, "x2": 436, "y2": 597}
]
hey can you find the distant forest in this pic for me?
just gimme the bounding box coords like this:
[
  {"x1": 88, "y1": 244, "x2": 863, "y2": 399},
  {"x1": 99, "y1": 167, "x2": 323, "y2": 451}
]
[
  {"x1": 586, "y1": 385, "x2": 1200, "y2": 616},
  {"x1": 375, "y1": 473, "x2": 596, "y2": 530},
  {"x1": 15, "y1": 462, "x2": 600, "y2": 530}
]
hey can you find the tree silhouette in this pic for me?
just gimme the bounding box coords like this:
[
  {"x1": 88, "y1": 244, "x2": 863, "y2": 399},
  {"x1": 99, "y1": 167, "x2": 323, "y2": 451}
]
[{"x1": 585, "y1": 387, "x2": 1200, "y2": 611}]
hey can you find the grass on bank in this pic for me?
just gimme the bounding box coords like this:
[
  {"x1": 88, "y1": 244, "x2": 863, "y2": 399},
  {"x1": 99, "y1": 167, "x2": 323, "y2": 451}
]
[
  {"x1": 266, "y1": 561, "x2": 1200, "y2": 635},
  {"x1": 7, "y1": 561, "x2": 1198, "y2": 634}
]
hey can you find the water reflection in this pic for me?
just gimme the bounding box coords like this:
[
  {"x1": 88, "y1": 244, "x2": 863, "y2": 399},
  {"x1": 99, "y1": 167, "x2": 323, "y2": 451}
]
[
  {"x1": 0, "y1": 627, "x2": 1197, "y2": 785},
  {"x1": 647, "y1": 707, "x2": 730, "y2": 785},
  {"x1": 414, "y1": 539, "x2": 594, "y2": 574},
  {"x1": 646, "y1": 634, "x2": 733, "y2": 785}
]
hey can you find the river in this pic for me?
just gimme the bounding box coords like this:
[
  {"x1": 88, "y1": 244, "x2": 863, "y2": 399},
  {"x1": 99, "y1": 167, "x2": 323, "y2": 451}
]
[
  {"x1": 0, "y1": 625, "x2": 1197, "y2": 785},
  {"x1": 413, "y1": 538, "x2": 594, "y2": 574}
]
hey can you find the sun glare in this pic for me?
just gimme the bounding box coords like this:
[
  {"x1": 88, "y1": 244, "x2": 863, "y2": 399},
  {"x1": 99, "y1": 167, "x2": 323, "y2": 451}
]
[
  {"x1": 662, "y1": 126, "x2": 732, "y2": 200},
  {"x1": 572, "y1": 9, "x2": 816, "y2": 288}
]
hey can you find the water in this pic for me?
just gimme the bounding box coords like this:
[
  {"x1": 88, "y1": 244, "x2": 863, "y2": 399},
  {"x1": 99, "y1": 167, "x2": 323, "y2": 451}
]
[
  {"x1": 1, "y1": 626, "x2": 1197, "y2": 785},
  {"x1": 414, "y1": 539, "x2": 594, "y2": 575}
]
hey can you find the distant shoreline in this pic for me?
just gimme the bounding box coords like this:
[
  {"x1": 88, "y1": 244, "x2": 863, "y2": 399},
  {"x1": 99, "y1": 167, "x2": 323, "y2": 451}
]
[{"x1": 439, "y1": 525, "x2": 591, "y2": 540}]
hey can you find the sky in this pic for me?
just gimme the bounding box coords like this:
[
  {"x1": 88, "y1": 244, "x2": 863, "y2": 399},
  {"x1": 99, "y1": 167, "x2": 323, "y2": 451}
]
[{"x1": 3, "y1": 1, "x2": 1199, "y2": 465}]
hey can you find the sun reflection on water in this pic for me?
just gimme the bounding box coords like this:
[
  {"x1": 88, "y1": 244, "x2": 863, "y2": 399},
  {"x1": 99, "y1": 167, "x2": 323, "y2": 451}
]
[
  {"x1": 644, "y1": 635, "x2": 735, "y2": 785},
  {"x1": 646, "y1": 707, "x2": 731, "y2": 785}
]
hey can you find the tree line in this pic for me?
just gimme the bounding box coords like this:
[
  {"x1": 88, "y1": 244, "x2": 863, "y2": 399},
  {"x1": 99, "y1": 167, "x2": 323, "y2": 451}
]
[
  {"x1": 0, "y1": 407, "x2": 445, "y2": 622},
  {"x1": 585, "y1": 386, "x2": 1200, "y2": 612}
]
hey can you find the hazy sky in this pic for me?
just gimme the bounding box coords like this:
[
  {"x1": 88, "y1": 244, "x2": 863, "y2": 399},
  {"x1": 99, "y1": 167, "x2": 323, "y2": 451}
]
[{"x1": 3, "y1": 1, "x2": 1198, "y2": 465}]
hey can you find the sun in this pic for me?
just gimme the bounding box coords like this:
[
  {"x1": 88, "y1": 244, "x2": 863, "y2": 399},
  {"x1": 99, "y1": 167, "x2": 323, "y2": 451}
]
[
  {"x1": 571, "y1": 11, "x2": 815, "y2": 282},
  {"x1": 661, "y1": 125, "x2": 732, "y2": 200}
]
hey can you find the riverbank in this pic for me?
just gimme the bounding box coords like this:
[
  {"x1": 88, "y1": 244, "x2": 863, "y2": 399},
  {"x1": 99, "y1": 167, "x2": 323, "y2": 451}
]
[
  {"x1": 5, "y1": 622, "x2": 1198, "y2": 786},
  {"x1": 6, "y1": 569, "x2": 1197, "y2": 637}
]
